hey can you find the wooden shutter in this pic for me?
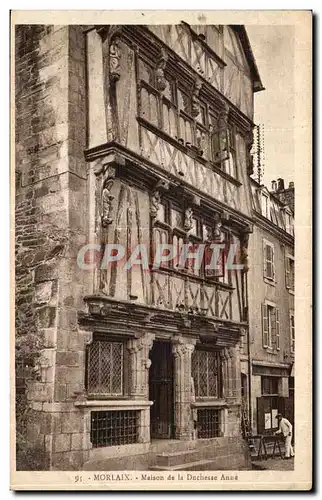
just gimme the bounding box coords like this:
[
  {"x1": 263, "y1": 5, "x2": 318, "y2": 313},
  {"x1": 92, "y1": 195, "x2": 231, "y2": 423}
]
[
  {"x1": 262, "y1": 303, "x2": 269, "y2": 348},
  {"x1": 271, "y1": 246, "x2": 275, "y2": 280},
  {"x1": 264, "y1": 243, "x2": 275, "y2": 280},
  {"x1": 276, "y1": 308, "x2": 280, "y2": 350},
  {"x1": 263, "y1": 241, "x2": 267, "y2": 277},
  {"x1": 285, "y1": 255, "x2": 290, "y2": 288},
  {"x1": 290, "y1": 313, "x2": 295, "y2": 353},
  {"x1": 271, "y1": 307, "x2": 276, "y2": 349}
]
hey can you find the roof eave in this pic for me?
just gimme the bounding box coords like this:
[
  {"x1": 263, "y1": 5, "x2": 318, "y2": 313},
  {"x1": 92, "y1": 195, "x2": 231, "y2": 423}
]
[{"x1": 231, "y1": 25, "x2": 265, "y2": 93}]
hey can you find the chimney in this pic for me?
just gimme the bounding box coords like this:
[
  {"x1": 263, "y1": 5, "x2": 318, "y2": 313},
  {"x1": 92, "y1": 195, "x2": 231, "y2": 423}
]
[
  {"x1": 271, "y1": 180, "x2": 277, "y2": 192},
  {"x1": 289, "y1": 181, "x2": 294, "y2": 189},
  {"x1": 277, "y1": 178, "x2": 285, "y2": 192}
]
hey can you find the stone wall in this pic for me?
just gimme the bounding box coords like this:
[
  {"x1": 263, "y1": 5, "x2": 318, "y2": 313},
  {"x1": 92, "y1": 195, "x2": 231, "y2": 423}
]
[{"x1": 15, "y1": 24, "x2": 89, "y2": 470}]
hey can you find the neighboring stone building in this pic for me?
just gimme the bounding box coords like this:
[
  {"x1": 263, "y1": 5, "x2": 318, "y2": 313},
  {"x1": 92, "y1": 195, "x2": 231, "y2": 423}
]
[
  {"x1": 15, "y1": 24, "x2": 265, "y2": 470},
  {"x1": 244, "y1": 177, "x2": 295, "y2": 436}
]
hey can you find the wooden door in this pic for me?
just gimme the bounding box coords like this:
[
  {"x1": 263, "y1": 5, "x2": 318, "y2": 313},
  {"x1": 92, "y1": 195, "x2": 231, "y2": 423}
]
[{"x1": 149, "y1": 341, "x2": 174, "y2": 439}]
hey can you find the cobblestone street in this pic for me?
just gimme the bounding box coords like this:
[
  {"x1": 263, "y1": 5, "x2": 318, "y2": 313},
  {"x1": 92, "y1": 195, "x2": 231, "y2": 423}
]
[{"x1": 252, "y1": 457, "x2": 294, "y2": 471}]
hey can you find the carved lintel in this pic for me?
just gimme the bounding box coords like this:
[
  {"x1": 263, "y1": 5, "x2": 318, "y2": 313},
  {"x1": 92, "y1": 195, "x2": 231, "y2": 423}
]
[
  {"x1": 191, "y1": 78, "x2": 202, "y2": 117},
  {"x1": 155, "y1": 48, "x2": 169, "y2": 91},
  {"x1": 102, "y1": 164, "x2": 117, "y2": 182},
  {"x1": 143, "y1": 312, "x2": 156, "y2": 324},
  {"x1": 243, "y1": 223, "x2": 253, "y2": 234},
  {"x1": 172, "y1": 335, "x2": 196, "y2": 358},
  {"x1": 93, "y1": 153, "x2": 124, "y2": 177},
  {"x1": 240, "y1": 327, "x2": 247, "y2": 338},
  {"x1": 191, "y1": 195, "x2": 201, "y2": 207},
  {"x1": 150, "y1": 190, "x2": 161, "y2": 220},
  {"x1": 96, "y1": 25, "x2": 123, "y2": 42},
  {"x1": 110, "y1": 36, "x2": 121, "y2": 82},
  {"x1": 184, "y1": 207, "x2": 193, "y2": 232},
  {"x1": 155, "y1": 179, "x2": 170, "y2": 191}
]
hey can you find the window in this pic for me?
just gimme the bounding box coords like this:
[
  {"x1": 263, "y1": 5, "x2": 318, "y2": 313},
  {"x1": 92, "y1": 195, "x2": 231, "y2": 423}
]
[
  {"x1": 285, "y1": 255, "x2": 295, "y2": 292},
  {"x1": 86, "y1": 340, "x2": 124, "y2": 397},
  {"x1": 152, "y1": 197, "x2": 231, "y2": 283},
  {"x1": 290, "y1": 312, "x2": 295, "y2": 353},
  {"x1": 222, "y1": 127, "x2": 237, "y2": 178},
  {"x1": 90, "y1": 410, "x2": 139, "y2": 448},
  {"x1": 263, "y1": 240, "x2": 275, "y2": 281},
  {"x1": 262, "y1": 303, "x2": 280, "y2": 350},
  {"x1": 261, "y1": 193, "x2": 269, "y2": 218},
  {"x1": 197, "y1": 408, "x2": 221, "y2": 438},
  {"x1": 261, "y1": 376, "x2": 279, "y2": 395},
  {"x1": 137, "y1": 59, "x2": 238, "y2": 178},
  {"x1": 192, "y1": 349, "x2": 222, "y2": 398},
  {"x1": 285, "y1": 211, "x2": 294, "y2": 236}
]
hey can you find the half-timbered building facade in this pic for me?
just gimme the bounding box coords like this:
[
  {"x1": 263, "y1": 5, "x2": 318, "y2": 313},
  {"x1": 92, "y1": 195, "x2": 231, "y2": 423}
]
[{"x1": 15, "y1": 23, "x2": 264, "y2": 470}]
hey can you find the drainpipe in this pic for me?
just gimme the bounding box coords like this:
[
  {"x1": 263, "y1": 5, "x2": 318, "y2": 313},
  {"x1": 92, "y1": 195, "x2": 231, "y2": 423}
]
[{"x1": 245, "y1": 272, "x2": 252, "y2": 428}]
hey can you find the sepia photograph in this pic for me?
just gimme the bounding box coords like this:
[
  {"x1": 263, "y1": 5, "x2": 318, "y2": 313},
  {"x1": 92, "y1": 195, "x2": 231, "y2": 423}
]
[{"x1": 11, "y1": 10, "x2": 312, "y2": 490}]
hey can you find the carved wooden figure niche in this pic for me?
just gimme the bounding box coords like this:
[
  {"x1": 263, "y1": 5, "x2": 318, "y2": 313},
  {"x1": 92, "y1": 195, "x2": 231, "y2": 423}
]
[{"x1": 97, "y1": 27, "x2": 123, "y2": 142}]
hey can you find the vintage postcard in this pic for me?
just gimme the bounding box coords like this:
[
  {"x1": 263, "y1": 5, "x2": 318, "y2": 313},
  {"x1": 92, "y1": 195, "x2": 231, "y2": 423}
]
[{"x1": 11, "y1": 10, "x2": 312, "y2": 491}]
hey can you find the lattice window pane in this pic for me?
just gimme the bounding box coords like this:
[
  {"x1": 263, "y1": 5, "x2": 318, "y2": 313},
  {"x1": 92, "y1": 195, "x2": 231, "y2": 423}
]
[
  {"x1": 91, "y1": 410, "x2": 139, "y2": 448},
  {"x1": 192, "y1": 350, "x2": 220, "y2": 398},
  {"x1": 197, "y1": 409, "x2": 221, "y2": 438},
  {"x1": 87, "y1": 341, "x2": 123, "y2": 396}
]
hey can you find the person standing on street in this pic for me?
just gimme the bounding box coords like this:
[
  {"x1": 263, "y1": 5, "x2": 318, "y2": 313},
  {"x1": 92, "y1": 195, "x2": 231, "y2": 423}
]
[{"x1": 275, "y1": 413, "x2": 295, "y2": 459}]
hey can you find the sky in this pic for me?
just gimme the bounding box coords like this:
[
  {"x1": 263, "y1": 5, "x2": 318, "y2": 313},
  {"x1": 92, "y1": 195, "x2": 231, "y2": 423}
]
[{"x1": 246, "y1": 25, "x2": 295, "y2": 189}]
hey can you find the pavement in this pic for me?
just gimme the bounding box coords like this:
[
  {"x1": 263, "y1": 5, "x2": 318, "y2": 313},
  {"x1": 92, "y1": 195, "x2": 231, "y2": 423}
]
[{"x1": 252, "y1": 457, "x2": 294, "y2": 471}]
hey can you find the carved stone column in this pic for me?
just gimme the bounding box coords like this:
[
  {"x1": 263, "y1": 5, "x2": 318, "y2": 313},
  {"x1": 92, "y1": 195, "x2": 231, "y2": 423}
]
[
  {"x1": 221, "y1": 348, "x2": 232, "y2": 399},
  {"x1": 172, "y1": 336, "x2": 196, "y2": 440},
  {"x1": 127, "y1": 332, "x2": 155, "y2": 400}
]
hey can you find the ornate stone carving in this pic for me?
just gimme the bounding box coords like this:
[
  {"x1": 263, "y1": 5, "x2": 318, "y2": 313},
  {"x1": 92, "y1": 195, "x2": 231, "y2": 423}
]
[
  {"x1": 155, "y1": 48, "x2": 169, "y2": 91},
  {"x1": 218, "y1": 102, "x2": 230, "y2": 128},
  {"x1": 127, "y1": 333, "x2": 155, "y2": 398},
  {"x1": 191, "y1": 78, "x2": 202, "y2": 117},
  {"x1": 184, "y1": 207, "x2": 193, "y2": 232},
  {"x1": 204, "y1": 224, "x2": 213, "y2": 242},
  {"x1": 150, "y1": 190, "x2": 161, "y2": 220},
  {"x1": 101, "y1": 179, "x2": 115, "y2": 227},
  {"x1": 172, "y1": 336, "x2": 196, "y2": 440},
  {"x1": 155, "y1": 178, "x2": 170, "y2": 191},
  {"x1": 109, "y1": 37, "x2": 121, "y2": 82},
  {"x1": 102, "y1": 164, "x2": 117, "y2": 182}
]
